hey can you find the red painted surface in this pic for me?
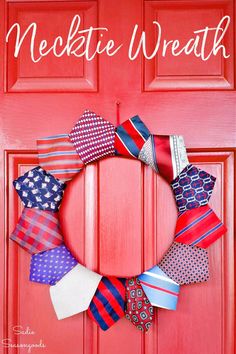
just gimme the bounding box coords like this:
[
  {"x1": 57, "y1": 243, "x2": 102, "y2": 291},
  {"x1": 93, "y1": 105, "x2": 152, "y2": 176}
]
[{"x1": 0, "y1": 1, "x2": 235, "y2": 353}]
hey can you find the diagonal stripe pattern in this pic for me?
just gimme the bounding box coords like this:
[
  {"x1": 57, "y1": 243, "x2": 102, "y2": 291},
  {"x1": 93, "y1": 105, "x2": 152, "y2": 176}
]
[
  {"x1": 138, "y1": 135, "x2": 189, "y2": 182},
  {"x1": 115, "y1": 116, "x2": 150, "y2": 158},
  {"x1": 138, "y1": 265, "x2": 180, "y2": 310},
  {"x1": 87, "y1": 276, "x2": 126, "y2": 331},
  {"x1": 174, "y1": 205, "x2": 227, "y2": 248},
  {"x1": 158, "y1": 242, "x2": 209, "y2": 285},
  {"x1": 37, "y1": 134, "x2": 84, "y2": 182},
  {"x1": 10, "y1": 208, "x2": 63, "y2": 254}
]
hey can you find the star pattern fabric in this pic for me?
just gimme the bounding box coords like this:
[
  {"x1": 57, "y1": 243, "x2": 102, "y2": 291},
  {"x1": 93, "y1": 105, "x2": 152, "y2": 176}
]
[
  {"x1": 13, "y1": 166, "x2": 66, "y2": 212},
  {"x1": 87, "y1": 276, "x2": 126, "y2": 331},
  {"x1": 175, "y1": 205, "x2": 227, "y2": 248},
  {"x1": 125, "y1": 277, "x2": 154, "y2": 332},
  {"x1": 138, "y1": 265, "x2": 180, "y2": 310},
  {"x1": 69, "y1": 110, "x2": 115, "y2": 164},
  {"x1": 158, "y1": 242, "x2": 209, "y2": 285},
  {"x1": 138, "y1": 135, "x2": 189, "y2": 181},
  {"x1": 115, "y1": 116, "x2": 150, "y2": 158},
  {"x1": 29, "y1": 244, "x2": 78, "y2": 285},
  {"x1": 10, "y1": 208, "x2": 63, "y2": 254},
  {"x1": 171, "y1": 164, "x2": 216, "y2": 212},
  {"x1": 37, "y1": 134, "x2": 84, "y2": 182}
]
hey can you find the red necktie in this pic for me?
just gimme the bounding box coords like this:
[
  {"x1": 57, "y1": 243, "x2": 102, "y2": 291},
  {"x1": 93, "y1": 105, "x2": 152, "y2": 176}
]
[{"x1": 125, "y1": 277, "x2": 154, "y2": 332}]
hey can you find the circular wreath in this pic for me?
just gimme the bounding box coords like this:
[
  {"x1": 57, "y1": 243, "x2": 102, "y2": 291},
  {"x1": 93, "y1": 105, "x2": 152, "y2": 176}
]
[{"x1": 10, "y1": 109, "x2": 226, "y2": 332}]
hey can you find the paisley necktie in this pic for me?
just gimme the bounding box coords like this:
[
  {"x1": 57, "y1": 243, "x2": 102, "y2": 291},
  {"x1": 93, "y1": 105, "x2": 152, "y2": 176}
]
[
  {"x1": 125, "y1": 277, "x2": 154, "y2": 332},
  {"x1": 87, "y1": 276, "x2": 126, "y2": 331}
]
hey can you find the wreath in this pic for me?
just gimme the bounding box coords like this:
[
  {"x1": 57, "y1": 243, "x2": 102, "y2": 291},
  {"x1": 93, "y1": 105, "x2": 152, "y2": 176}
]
[{"x1": 10, "y1": 110, "x2": 226, "y2": 332}]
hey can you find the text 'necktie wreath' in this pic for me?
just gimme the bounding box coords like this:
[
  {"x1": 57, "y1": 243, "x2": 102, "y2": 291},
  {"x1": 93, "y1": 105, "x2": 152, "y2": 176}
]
[{"x1": 10, "y1": 110, "x2": 227, "y2": 333}]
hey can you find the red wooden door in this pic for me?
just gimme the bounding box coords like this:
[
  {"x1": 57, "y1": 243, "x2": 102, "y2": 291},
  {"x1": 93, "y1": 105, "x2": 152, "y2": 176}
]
[{"x1": 0, "y1": 1, "x2": 235, "y2": 354}]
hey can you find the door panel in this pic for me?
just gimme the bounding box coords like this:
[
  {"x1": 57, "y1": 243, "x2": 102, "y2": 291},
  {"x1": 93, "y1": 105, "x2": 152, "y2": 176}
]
[{"x1": 0, "y1": 0, "x2": 235, "y2": 353}]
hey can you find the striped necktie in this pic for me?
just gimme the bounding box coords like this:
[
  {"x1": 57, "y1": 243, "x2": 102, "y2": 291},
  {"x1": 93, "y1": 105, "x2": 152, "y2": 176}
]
[
  {"x1": 87, "y1": 276, "x2": 126, "y2": 331},
  {"x1": 174, "y1": 205, "x2": 227, "y2": 248},
  {"x1": 138, "y1": 265, "x2": 180, "y2": 310},
  {"x1": 115, "y1": 116, "x2": 150, "y2": 158}
]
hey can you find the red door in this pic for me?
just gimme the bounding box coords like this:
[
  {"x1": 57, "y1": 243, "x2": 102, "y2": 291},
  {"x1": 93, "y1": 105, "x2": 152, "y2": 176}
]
[{"x1": 0, "y1": 1, "x2": 235, "y2": 353}]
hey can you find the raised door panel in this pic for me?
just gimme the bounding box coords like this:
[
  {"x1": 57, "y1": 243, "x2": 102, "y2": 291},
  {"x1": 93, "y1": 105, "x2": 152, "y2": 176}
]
[{"x1": 5, "y1": 149, "x2": 234, "y2": 354}]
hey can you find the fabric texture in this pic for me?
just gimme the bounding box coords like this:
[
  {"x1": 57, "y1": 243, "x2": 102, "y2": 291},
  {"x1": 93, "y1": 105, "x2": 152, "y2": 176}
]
[
  {"x1": 138, "y1": 135, "x2": 189, "y2": 181},
  {"x1": 29, "y1": 244, "x2": 77, "y2": 285},
  {"x1": 87, "y1": 276, "x2": 126, "y2": 331},
  {"x1": 69, "y1": 110, "x2": 115, "y2": 164},
  {"x1": 37, "y1": 134, "x2": 84, "y2": 182},
  {"x1": 171, "y1": 164, "x2": 216, "y2": 212},
  {"x1": 115, "y1": 116, "x2": 150, "y2": 158},
  {"x1": 138, "y1": 265, "x2": 180, "y2": 310},
  {"x1": 125, "y1": 277, "x2": 154, "y2": 332},
  {"x1": 158, "y1": 242, "x2": 209, "y2": 285},
  {"x1": 50, "y1": 264, "x2": 102, "y2": 320},
  {"x1": 175, "y1": 205, "x2": 227, "y2": 248},
  {"x1": 13, "y1": 166, "x2": 66, "y2": 211},
  {"x1": 10, "y1": 208, "x2": 63, "y2": 254}
]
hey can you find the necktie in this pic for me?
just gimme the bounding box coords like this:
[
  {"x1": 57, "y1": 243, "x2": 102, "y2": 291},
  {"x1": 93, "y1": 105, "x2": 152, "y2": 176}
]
[
  {"x1": 138, "y1": 265, "x2": 180, "y2": 310},
  {"x1": 13, "y1": 167, "x2": 66, "y2": 211},
  {"x1": 158, "y1": 242, "x2": 209, "y2": 285},
  {"x1": 125, "y1": 277, "x2": 154, "y2": 332},
  {"x1": 37, "y1": 134, "x2": 84, "y2": 182},
  {"x1": 69, "y1": 110, "x2": 116, "y2": 164},
  {"x1": 29, "y1": 244, "x2": 77, "y2": 285},
  {"x1": 10, "y1": 208, "x2": 63, "y2": 254},
  {"x1": 171, "y1": 164, "x2": 216, "y2": 212},
  {"x1": 87, "y1": 277, "x2": 126, "y2": 331},
  {"x1": 50, "y1": 264, "x2": 102, "y2": 320},
  {"x1": 138, "y1": 135, "x2": 189, "y2": 182},
  {"x1": 174, "y1": 205, "x2": 227, "y2": 248},
  {"x1": 115, "y1": 116, "x2": 150, "y2": 158}
]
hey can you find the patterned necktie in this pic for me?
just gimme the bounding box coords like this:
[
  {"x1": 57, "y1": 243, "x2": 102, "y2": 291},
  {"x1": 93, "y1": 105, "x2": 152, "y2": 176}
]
[
  {"x1": 125, "y1": 277, "x2": 154, "y2": 332},
  {"x1": 138, "y1": 265, "x2": 180, "y2": 310},
  {"x1": 171, "y1": 164, "x2": 216, "y2": 212},
  {"x1": 87, "y1": 276, "x2": 126, "y2": 331},
  {"x1": 138, "y1": 134, "x2": 189, "y2": 181},
  {"x1": 69, "y1": 110, "x2": 116, "y2": 164},
  {"x1": 158, "y1": 242, "x2": 209, "y2": 285},
  {"x1": 10, "y1": 208, "x2": 63, "y2": 254},
  {"x1": 37, "y1": 134, "x2": 84, "y2": 182},
  {"x1": 174, "y1": 205, "x2": 227, "y2": 248},
  {"x1": 13, "y1": 166, "x2": 66, "y2": 211},
  {"x1": 50, "y1": 264, "x2": 102, "y2": 320},
  {"x1": 115, "y1": 116, "x2": 150, "y2": 158},
  {"x1": 29, "y1": 244, "x2": 77, "y2": 285}
]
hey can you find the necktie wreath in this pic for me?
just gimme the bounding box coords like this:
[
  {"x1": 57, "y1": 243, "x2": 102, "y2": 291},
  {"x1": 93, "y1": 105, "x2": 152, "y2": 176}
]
[{"x1": 10, "y1": 110, "x2": 227, "y2": 332}]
